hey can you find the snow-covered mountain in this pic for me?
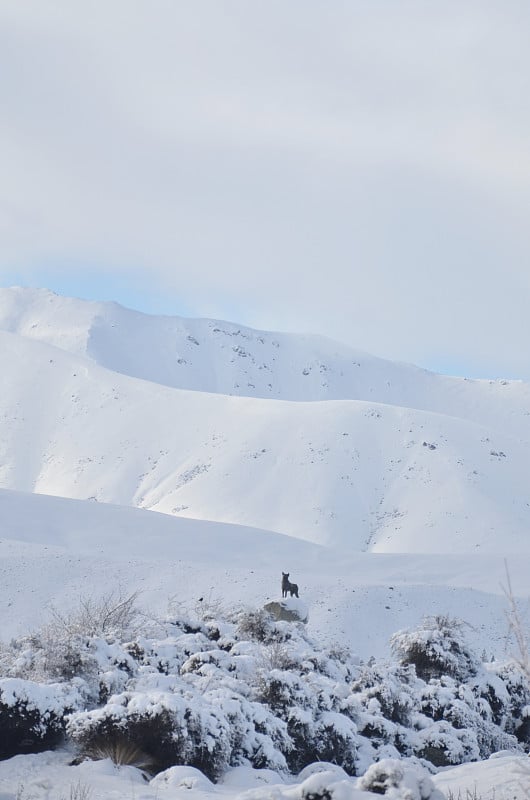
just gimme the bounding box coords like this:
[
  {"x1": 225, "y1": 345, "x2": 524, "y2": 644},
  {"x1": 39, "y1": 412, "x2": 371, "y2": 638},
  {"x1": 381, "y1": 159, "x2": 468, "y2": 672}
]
[
  {"x1": 0, "y1": 287, "x2": 529, "y2": 553},
  {"x1": 1, "y1": 287, "x2": 529, "y2": 796},
  {"x1": 0, "y1": 283, "x2": 529, "y2": 643},
  {"x1": 2, "y1": 287, "x2": 529, "y2": 441}
]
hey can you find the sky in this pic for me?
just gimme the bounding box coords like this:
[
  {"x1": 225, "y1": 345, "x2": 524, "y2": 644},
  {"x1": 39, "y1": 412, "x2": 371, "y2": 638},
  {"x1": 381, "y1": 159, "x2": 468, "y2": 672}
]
[{"x1": 1, "y1": 1, "x2": 530, "y2": 379}]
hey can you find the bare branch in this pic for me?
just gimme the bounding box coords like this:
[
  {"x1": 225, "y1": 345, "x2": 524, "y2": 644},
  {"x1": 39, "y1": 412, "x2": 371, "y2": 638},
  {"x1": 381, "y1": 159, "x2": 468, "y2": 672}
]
[{"x1": 502, "y1": 560, "x2": 530, "y2": 680}]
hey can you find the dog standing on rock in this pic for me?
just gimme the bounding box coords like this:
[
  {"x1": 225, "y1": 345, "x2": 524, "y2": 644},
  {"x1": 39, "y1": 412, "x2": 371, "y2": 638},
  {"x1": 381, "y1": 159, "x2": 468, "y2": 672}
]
[{"x1": 282, "y1": 572, "x2": 299, "y2": 598}]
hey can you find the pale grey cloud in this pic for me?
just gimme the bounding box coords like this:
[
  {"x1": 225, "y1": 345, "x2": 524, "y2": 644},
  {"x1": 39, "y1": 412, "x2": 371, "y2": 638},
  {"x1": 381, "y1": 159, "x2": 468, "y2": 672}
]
[{"x1": 1, "y1": 1, "x2": 530, "y2": 377}]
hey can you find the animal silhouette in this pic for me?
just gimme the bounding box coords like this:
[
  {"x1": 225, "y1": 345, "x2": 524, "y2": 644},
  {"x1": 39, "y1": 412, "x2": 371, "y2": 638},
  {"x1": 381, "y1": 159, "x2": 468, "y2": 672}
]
[{"x1": 282, "y1": 572, "x2": 299, "y2": 598}]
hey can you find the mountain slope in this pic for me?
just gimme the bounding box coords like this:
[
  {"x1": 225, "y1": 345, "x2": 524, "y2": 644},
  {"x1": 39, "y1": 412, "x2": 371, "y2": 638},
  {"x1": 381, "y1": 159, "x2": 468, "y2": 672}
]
[
  {"x1": 0, "y1": 329, "x2": 528, "y2": 553},
  {"x1": 2, "y1": 287, "x2": 530, "y2": 442},
  {"x1": 1, "y1": 487, "x2": 528, "y2": 659}
]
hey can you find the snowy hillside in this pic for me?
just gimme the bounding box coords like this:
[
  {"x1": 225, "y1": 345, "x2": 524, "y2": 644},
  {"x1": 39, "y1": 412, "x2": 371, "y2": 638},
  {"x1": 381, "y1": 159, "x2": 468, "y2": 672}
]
[
  {"x1": 1, "y1": 285, "x2": 529, "y2": 653},
  {"x1": 2, "y1": 487, "x2": 528, "y2": 659},
  {"x1": 0, "y1": 326, "x2": 529, "y2": 551},
  {"x1": 1, "y1": 287, "x2": 530, "y2": 797},
  {"x1": 1, "y1": 287, "x2": 530, "y2": 442}
]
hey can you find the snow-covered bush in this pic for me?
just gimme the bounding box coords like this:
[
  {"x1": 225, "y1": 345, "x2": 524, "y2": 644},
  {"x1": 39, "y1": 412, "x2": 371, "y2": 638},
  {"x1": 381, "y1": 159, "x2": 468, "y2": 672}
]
[
  {"x1": 418, "y1": 675, "x2": 519, "y2": 758},
  {"x1": 67, "y1": 688, "x2": 232, "y2": 780},
  {"x1": 357, "y1": 758, "x2": 445, "y2": 799},
  {"x1": 391, "y1": 616, "x2": 480, "y2": 682},
  {"x1": 254, "y1": 665, "x2": 363, "y2": 775},
  {"x1": 489, "y1": 660, "x2": 530, "y2": 744},
  {"x1": 0, "y1": 630, "x2": 138, "y2": 705},
  {"x1": 67, "y1": 683, "x2": 290, "y2": 780},
  {"x1": 151, "y1": 764, "x2": 215, "y2": 792},
  {"x1": 237, "y1": 608, "x2": 279, "y2": 643},
  {"x1": 0, "y1": 590, "x2": 144, "y2": 694},
  {"x1": 37, "y1": 590, "x2": 143, "y2": 680},
  {"x1": 1, "y1": 599, "x2": 528, "y2": 778},
  {"x1": 412, "y1": 719, "x2": 479, "y2": 766},
  {"x1": 48, "y1": 590, "x2": 143, "y2": 639},
  {"x1": 0, "y1": 629, "x2": 94, "y2": 684},
  {"x1": 0, "y1": 678, "x2": 84, "y2": 758},
  {"x1": 311, "y1": 712, "x2": 360, "y2": 775},
  {"x1": 352, "y1": 663, "x2": 417, "y2": 727}
]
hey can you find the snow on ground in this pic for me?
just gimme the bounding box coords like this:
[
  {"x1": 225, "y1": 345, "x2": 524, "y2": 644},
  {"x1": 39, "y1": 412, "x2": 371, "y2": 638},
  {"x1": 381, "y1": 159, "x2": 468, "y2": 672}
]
[
  {"x1": 433, "y1": 752, "x2": 530, "y2": 799},
  {"x1": 0, "y1": 752, "x2": 356, "y2": 800},
  {"x1": 0, "y1": 488, "x2": 527, "y2": 661},
  {"x1": 0, "y1": 751, "x2": 528, "y2": 799}
]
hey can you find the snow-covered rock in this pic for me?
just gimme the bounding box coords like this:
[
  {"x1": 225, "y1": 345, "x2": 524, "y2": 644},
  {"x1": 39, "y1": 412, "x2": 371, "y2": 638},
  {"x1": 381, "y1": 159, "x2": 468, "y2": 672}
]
[{"x1": 264, "y1": 599, "x2": 309, "y2": 623}]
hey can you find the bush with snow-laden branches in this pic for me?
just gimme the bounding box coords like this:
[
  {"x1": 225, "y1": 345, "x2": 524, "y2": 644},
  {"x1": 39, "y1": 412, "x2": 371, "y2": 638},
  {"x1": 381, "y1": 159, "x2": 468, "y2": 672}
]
[{"x1": 0, "y1": 600, "x2": 528, "y2": 785}]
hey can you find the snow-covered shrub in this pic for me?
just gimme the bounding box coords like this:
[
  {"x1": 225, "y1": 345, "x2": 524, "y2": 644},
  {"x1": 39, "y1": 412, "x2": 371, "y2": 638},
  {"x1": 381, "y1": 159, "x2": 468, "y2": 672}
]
[
  {"x1": 255, "y1": 667, "x2": 363, "y2": 775},
  {"x1": 260, "y1": 640, "x2": 300, "y2": 672},
  {"x1": 412, "y1": 719, "x2": 480, "y2": 766},
  {"x1": 35, "y1": 590, "x2": 143, "y2": 683},
  {"x1": 418, "y1": 676, "x2": 519, "y2": 757},
  {"x1": 469, "y1": 667, "x2": 512, "y2": 727},
  {"x1": 256, "y1": 668, "x2": 309, "y2": 714},
  {"x1": 322, "y1": 644, "x2": 356, "y2": 680},
  {"x1": 237, "y1": 608, "x2": 278, "y2": 643},
  {"x1": 0, "y1": 630, "x2": 138, "y2": 705},
  {"x1": 68, "y1": 688, "x2": 232, "y2": 780},
  {"x1": 517, "y1": 705, "x2": 530, "y2": 746},
  {"x1": 46, "y1": 589, "x2": 144, "y2": 640},
  {"x1": 151, "y1": 764, "x2": 215, "y2": 792},
  {"x1": 0, "y1": 629, "x2": 96, "y2": 684},
  {"x1": 180, "y1": 647, "x2": 234, "y2": 676},
  {"x1": 357, "y1": 758, "x2": 406, "y2": 793},
  {"x1": 297, "y1": 762, "x2": 349, "y2": 782},
  {"x1": 357, "y1": 758, "x2": 445, "y2": 799},
  {"x1": 351, "y1": 663, "x2": 421, "y2": 762},
  {"x1": 0, "y1": 590, "x2": 144, "y2": 693},
  {"x1": 68, "y1": 681, "x2": 290, "y2": 780},
  {"x1": 255, "y1": 667, "x2": 316, "y2": 771},
  {"x1": 351, "y1": 637, "x2": 525, "y2": 765},
  {"x1": 352, "y1": 664, "x2": 417, "y2": 727},
  {"x1": 294, "y1": 770, "x2": 351, "y2": 799},
  {"x1": 0, "y1": 678, "x2": 83, "y2": 758},
  {"x1": 391, "y1": 616, "x2": 480, "y2": 682},
  {"x1": 311, "y1": 712, "x2": 360, "y2": 775},
  {"x1": 202, "y1": 689, "x2": 290, "y2": 772},
  {"x1": 136, "y1": 630, "x2": 212, "y2": 677},
  {"x1": 490, "y1": 660, "x2": 530, "y2": 744},
  {"x1": 2, "y1": 598, "x2": 528, "y2": 776}
]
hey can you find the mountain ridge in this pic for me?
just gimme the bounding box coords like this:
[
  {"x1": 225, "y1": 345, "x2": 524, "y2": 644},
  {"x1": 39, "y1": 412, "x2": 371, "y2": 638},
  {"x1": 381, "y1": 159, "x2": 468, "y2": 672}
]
[
  {"x1": 0, "y1": 310, "x2": 528, "y2": 553},
  {"x1": 2, "y1": 287, "x2": 529, "y2": 444}
]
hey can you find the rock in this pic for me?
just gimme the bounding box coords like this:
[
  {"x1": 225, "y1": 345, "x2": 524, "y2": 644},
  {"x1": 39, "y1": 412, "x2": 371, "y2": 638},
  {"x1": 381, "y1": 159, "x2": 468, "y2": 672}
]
[{"x1": 264, "y1": 598, "x2": 309, "y2": 623}]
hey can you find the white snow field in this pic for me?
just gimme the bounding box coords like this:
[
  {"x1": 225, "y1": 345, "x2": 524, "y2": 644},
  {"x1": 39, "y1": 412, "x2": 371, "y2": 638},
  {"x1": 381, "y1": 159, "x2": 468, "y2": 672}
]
[
  {"x1": 1, "y1": 290, "x2": 530, "y2": 553},
  {"x1": 0, "y1": 748, "x2": 528, "y2": 799},
  {"x1": 1, "y1": 486, "x2": 528, "y2": 658},
  {"x1": 0, "y1": 287, "x2": 529, "y2": 799}
]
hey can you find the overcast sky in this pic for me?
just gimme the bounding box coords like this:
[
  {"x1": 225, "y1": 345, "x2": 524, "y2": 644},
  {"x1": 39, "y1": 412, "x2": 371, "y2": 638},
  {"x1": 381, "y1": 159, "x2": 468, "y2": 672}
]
[{"x1": 1, "y1": 1, "x2": 530, "y2": 378}]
